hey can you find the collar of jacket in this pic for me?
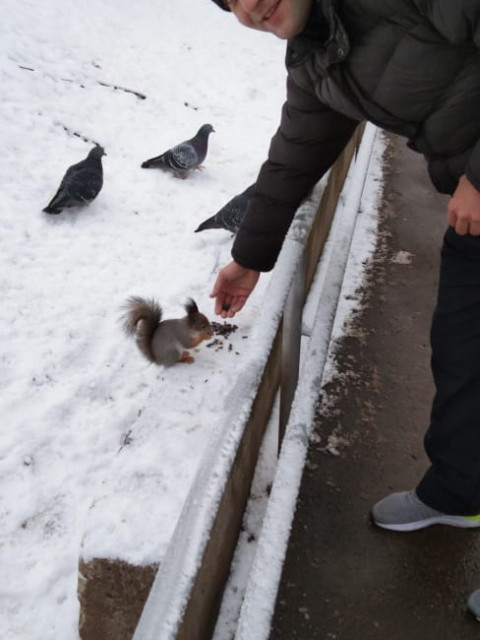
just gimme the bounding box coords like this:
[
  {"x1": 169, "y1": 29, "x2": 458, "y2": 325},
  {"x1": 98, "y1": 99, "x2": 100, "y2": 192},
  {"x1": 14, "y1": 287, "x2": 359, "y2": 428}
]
[{"x1": 286, "y1": 0, "x2": 349, "y2": 70}]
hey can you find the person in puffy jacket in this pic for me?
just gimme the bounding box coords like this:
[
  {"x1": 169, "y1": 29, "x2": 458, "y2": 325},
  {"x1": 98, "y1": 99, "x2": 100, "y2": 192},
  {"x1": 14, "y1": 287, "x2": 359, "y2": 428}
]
[{"x1": 209, "y1": 0, "x2": 480, "y2": 532}]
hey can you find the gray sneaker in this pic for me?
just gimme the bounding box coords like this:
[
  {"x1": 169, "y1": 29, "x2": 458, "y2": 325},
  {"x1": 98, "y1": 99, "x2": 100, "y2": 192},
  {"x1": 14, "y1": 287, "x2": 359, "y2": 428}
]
[
  {"x1": 371, "y1": 490, "x2": 480, "y2": 532},
  {"x1": 467, "y1": 588, "x2": 480, "y2": 621}
]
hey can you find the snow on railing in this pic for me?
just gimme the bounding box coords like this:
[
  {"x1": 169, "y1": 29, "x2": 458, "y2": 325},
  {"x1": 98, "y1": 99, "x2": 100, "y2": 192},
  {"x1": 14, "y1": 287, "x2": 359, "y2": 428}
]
[
  {"x1": 235, "y1": 122, "x2": 379, "y2": 640},
  {"x1": 130, "y1": 124, "x2": 372, "y2": 640}
]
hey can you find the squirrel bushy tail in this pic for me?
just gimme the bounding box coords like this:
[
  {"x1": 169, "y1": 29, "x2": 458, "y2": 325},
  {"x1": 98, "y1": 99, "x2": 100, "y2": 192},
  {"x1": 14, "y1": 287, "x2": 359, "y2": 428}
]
[{"x1": 122, "y1": 296, "x2": 162, "y2": 364}]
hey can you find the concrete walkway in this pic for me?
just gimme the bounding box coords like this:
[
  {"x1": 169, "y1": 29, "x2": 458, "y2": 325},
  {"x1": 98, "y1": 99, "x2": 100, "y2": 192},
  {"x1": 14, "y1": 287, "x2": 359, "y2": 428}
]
[{"x1": 269, "y1": 134, "x2": 480, "y2": 640}]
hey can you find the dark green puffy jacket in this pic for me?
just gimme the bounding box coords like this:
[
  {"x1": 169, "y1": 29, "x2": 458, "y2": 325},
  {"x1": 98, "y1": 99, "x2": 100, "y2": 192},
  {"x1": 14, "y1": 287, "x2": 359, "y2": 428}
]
[{"x1": 232, "y1": 0, "x2": 480, "y2": 271}]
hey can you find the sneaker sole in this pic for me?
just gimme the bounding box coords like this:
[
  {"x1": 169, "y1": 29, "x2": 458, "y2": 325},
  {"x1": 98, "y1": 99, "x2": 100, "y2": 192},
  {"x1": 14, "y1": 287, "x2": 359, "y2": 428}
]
[{"x1": 374, "y1": 515, "x2": 480, "y2": 532}]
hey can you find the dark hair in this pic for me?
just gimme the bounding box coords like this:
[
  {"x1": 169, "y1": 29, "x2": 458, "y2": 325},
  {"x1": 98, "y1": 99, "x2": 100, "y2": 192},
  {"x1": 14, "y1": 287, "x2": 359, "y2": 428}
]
[{"x1": 210, "y1": 0, "x2": 231, "y2": 11}]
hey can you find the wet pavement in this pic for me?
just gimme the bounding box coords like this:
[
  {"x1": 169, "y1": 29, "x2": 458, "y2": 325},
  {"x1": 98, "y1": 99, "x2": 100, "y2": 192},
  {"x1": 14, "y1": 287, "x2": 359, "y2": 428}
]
[{"x1": 269, "y1": 134, "x2": 480, "y2": 640}]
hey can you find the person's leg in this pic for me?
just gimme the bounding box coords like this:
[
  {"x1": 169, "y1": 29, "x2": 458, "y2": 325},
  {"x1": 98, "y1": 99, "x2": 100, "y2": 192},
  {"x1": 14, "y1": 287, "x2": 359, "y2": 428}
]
[
  {"x1": 372, "y1": 227, "x2": 480, "y2": 530},
  {"x1": 417, "y1": 227, "x2": 480, "y2": 514}
]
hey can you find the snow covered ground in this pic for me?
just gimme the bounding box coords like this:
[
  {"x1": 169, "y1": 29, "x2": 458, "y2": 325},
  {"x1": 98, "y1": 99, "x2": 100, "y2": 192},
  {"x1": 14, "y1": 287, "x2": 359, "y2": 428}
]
[
  {"x1": 0, "y1": 2, "x2": 385, "y2": 639},
  {"x1": 1, "y1": 2, "x2": 286, "y2": 638}
]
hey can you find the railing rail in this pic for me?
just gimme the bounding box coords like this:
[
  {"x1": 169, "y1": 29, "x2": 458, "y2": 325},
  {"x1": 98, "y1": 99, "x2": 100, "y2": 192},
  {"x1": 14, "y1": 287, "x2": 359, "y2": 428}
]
[
  {"x1": 77, "y1": 124, "x2": 371, "y2": 640},
  {"x1": 131, "y1": 123, "x2": 367, "y2": 640},
  {"x1": 235, "y1": 121, "x2": 378, "y2": 638},
  {"x1": 279, "y1": 250, "x2": 306, "y2": 450}
]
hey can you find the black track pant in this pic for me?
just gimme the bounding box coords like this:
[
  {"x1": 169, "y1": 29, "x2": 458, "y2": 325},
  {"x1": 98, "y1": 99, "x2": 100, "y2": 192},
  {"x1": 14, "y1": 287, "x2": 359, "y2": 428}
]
[{"x1": 417, "y1": 227, "x2": 480, "y2": 515}]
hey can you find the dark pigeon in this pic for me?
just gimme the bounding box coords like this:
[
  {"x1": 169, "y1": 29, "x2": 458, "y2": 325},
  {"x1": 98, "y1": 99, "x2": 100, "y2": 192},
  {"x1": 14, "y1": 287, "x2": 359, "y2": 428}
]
[
  {"x1": 195, "y1": 184, "x2": 256, "y2": 234},
  {"x1": 141, "y1": 124, "x2": 215, "y2": 179},
  {"x1": 43, "y1": 145, "x2": 106, "y2": 214}
]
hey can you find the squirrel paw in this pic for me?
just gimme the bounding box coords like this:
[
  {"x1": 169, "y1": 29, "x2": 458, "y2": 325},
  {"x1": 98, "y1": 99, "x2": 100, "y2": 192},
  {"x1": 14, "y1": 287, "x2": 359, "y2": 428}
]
[
  {"x1": 190, "y1": 332, "x2": 213, "y2": 348},
  {"x1": 180, "y1": 350, "x2": 195, "y2": 364}
]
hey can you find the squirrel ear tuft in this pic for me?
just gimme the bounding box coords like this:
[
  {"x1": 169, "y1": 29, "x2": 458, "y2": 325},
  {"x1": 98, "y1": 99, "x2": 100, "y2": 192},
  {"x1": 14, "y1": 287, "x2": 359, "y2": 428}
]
[{"x1": 185, "y1": 298, "x2": 199, "y2": 316}]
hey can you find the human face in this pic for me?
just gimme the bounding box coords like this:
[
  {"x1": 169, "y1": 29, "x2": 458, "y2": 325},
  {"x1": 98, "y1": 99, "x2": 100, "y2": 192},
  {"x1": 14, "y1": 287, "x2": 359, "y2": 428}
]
[{"x1": 226, "y1": 0, "x2": 313, "y2": 40}]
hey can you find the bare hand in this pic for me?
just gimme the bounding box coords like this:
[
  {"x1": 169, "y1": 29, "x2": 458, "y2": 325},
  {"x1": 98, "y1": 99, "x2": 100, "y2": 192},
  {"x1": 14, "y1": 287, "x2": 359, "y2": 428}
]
[
  {"x1": 210, "y1": 261, "x2": 260, "y2": 318},
  {"x1": 448, "y1": 175, "x2": 480, "y2": 236}
]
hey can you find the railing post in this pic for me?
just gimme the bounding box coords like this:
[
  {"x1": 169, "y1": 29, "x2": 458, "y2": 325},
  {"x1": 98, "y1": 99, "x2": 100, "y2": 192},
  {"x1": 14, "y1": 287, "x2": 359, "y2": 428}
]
[{"x1": 279, "y1": 250, "x2": 306, "y2": 453}]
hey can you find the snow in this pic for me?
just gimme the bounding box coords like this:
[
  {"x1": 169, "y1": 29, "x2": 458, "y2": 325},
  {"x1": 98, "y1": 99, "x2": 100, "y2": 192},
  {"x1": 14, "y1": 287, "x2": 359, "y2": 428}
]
[
  {"x1": 1, "y1": 2, "x2": 285, "y2": 638},
  {"x1": 0, "y1": 2, "x2": 386, "y2": 639},
  {"x1": 131, "y1": 125, "x2": 385, "y2": 639},
  {"x1": 132, "y1": 181, "x2": 327, "y2": 640},
  {"x1": 227, "y1": 125, "x2": 385, "y2": 640}
]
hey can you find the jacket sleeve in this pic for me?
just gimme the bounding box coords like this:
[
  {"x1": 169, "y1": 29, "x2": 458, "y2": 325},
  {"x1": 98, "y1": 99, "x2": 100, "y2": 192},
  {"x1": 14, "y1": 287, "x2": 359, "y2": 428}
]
[
  {"x1": 416, "y1": 0, "x2": 480, "y2": 47},
  {"x1": 416, "y1": 0, "x2": 480, "y2": 194},
  {"x1": 466, "y1": 142, "x2": 480, "y2": 192},
  {"x1": 231, "y1": 76, "x2": 359, "y2": 272}
]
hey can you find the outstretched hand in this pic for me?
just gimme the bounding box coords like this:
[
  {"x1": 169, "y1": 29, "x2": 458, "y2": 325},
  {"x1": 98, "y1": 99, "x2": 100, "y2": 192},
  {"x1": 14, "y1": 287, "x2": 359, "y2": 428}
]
[
  {"x1": 210, "y1": 261, "x2": 260, "y2": 318},
  {"x1": 448, "y1": 175, "x2": 480, "y2": 236}
]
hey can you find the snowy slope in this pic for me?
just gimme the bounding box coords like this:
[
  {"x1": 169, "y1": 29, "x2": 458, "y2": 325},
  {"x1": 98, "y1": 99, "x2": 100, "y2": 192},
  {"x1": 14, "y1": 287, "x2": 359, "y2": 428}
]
[{"x1": 0, "y1": 2, "x2": 286, "y2": 638}]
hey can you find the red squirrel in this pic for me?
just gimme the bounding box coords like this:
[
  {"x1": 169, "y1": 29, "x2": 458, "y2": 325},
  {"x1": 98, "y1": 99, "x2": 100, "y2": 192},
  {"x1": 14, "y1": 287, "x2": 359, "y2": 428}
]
[{"x1": 122, "y1": 296, "x2": 213, "y2": 366}]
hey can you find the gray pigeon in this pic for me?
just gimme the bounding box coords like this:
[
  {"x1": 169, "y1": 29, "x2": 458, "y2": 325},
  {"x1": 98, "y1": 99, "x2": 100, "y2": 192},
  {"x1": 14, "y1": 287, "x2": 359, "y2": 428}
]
[
  {"x1": 43, "y1": 145, "x2": 105, "y2": 214},
  {"x1": 141, "y1": 124, "x2": 215, "y2": 179},
  {"x1": 195, "y1": 184, "x2": 256, "y2": 234}
]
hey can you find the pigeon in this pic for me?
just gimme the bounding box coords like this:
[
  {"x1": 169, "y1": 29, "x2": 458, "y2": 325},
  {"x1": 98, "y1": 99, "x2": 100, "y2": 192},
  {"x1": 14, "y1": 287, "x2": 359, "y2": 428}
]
[
  {"x1": 141, "y1": 124, "x2": 215, "y2": 179},
  {"x1": 195, "y1": 183, "x2": 256, "y2": 234},
  {"x1": 42, "y1": 145, "x2": 106, "y2": 214}
]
